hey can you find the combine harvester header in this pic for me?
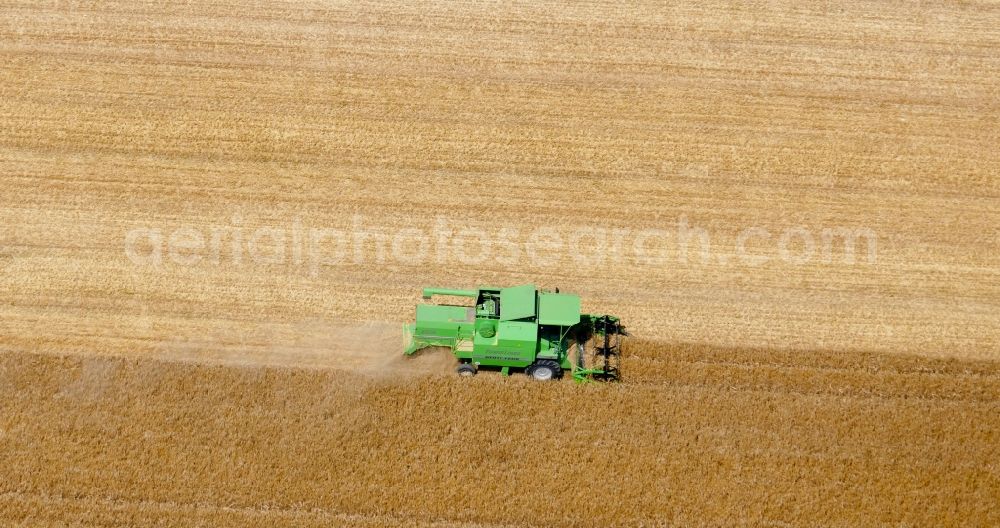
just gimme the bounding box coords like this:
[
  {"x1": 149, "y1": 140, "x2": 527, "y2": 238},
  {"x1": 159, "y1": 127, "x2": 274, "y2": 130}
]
[{"x1": 404, "y1": 285, "x2": 626, "y2": 382}]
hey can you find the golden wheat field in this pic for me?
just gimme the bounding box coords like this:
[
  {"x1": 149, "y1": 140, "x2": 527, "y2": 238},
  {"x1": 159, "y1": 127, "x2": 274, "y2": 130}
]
[{"x1": 2, "y1": 0, "x2": 999, "y2": 525}]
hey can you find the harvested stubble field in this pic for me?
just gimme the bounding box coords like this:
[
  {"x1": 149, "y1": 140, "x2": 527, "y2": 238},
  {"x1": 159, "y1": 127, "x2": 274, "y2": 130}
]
[{"x1": 1, "y1": 0, "x2": 999, "y2": 526}]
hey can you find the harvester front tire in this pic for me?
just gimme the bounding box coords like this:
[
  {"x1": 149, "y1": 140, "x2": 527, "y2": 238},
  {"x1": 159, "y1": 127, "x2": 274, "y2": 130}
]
[
  {"x1": 527, "y1": 359, "x2": 562, "y2": 381},
  {"x1": 456, "y1": 363, "x2": 477, "y2": 377}
]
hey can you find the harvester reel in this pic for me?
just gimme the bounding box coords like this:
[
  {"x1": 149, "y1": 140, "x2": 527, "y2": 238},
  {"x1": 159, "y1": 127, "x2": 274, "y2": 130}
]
[{"x1": 581, "y1": 315, "x2": 625, "y2": 382}]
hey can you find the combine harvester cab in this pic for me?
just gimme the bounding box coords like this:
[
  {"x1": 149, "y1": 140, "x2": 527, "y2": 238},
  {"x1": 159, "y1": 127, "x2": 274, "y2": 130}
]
[{"x1": 403, "y1": 285, "x2": 626, "y2": 382}]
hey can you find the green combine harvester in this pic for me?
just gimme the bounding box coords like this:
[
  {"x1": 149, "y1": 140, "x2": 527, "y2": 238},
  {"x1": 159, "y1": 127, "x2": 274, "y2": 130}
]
[{"x1": 403, "y1": 285, "x2": 626, "y2": 381}]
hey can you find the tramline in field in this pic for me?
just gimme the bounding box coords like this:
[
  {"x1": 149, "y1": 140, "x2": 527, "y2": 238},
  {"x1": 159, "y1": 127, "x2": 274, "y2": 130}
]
[{"x1": 404, "y1": 285, "x2": 626, "y2": 381}]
